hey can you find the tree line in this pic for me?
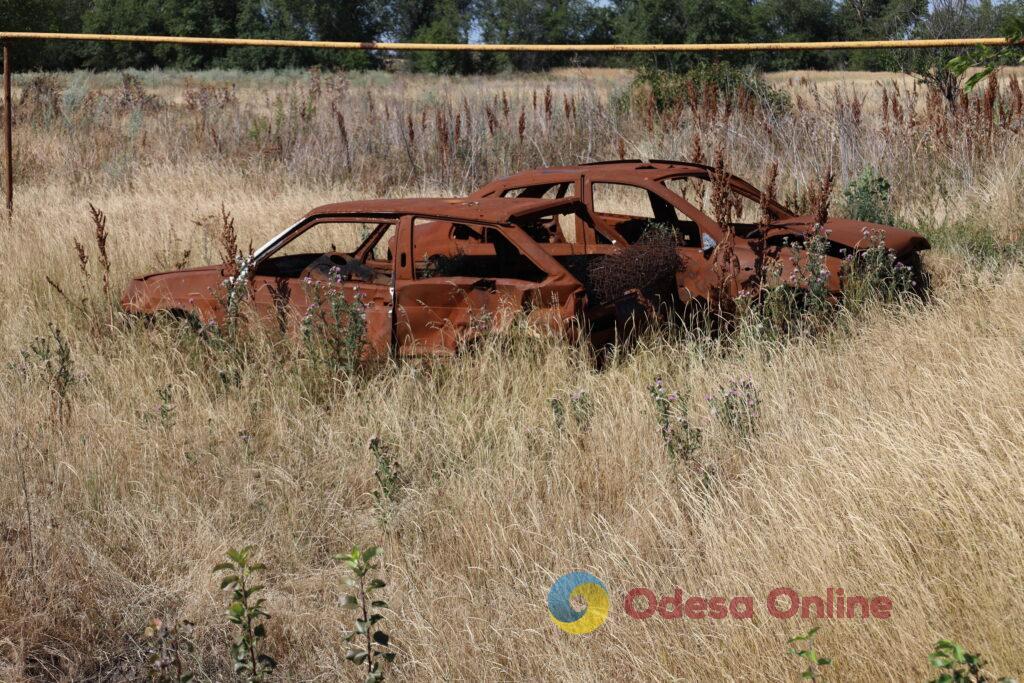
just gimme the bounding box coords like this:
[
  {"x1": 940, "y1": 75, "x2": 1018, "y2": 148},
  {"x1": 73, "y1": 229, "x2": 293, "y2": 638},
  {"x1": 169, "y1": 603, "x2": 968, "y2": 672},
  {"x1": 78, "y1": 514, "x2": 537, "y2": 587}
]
[{"x1": 1, "y1": 0, "x2": 1021, "y2": 73}]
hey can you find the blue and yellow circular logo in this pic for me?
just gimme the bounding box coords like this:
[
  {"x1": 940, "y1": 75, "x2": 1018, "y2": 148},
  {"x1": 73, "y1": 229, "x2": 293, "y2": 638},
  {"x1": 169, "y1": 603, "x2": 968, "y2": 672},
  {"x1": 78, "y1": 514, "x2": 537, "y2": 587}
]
[{"x1": 547, "y1": 571, "x2": 609, "y2": 634}]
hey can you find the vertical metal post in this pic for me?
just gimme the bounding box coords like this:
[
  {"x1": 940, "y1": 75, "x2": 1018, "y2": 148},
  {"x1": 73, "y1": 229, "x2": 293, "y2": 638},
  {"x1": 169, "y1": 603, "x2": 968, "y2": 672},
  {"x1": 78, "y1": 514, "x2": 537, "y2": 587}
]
[{"x1": 3, "y1": 42, "x2": 12, "y2": 218}]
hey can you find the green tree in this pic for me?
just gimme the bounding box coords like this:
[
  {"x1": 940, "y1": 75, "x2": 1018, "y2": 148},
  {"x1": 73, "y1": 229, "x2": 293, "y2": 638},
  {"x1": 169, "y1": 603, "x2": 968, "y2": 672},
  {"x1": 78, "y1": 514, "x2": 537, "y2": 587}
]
[
  {"x1": 80, "y1": 0, "x2": 386, "y2": 70},
  {"x1": 899, "y1": 0, "x2": 1005, "y2": 101},
  {"x1": 753, "y1": 0, "x2": 838, "y2": 69},
  {"x1": 227, "y1": 0, "x2": 380, "y2": 70},
  {"x1": 0, "y1": 0, "x2": 91, "y2": 70},
  {"x1": 833, "y1": 0, "x2": 929, "y2": 70},
  {"x1": 475, "y1": 0, "x2": 610, "y2": 71},
  {"x1": 613, "y1": 0, "x2": 759, "y2": 70},
  {"x1": 948, "y1": 1, "x2": 1024, "y2": 92},
  {"x1": 403, "y1": 0, "x2": 477, "y2": 74}
]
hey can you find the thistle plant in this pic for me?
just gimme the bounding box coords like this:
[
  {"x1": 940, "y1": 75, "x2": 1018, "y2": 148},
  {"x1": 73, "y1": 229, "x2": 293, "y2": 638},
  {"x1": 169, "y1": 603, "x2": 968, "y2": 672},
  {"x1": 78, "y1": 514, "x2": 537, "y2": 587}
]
[
  {"x1": 223, "y1": 256, "x2": 254, "y2": 330},
  {"x1": 300, "y1": 272, "x2": 367, "y2": 376},
  {"x1": 788, "y1": 626, "x2": 832, "y2": 681},
  {"x1": 338, "y1": 547, "x2": 396, "y2": 683},
  {"x1": 156, "y1": 384, "x2": 175, "y2": 429},
  {"x1": 213, "y1": 546, "x2": 277, "y2": 682},
  {"x1": 550, "y1": 389, "x2": 593, "y2": 433},
  {"x1": 787, "y1": 228, "x2": 833, "y2": 319},
  {"x1": 649, "y1": 377, "x2": 702, "y2": 464},
  {"x1": 841, "y1": 227, "x2": 916, "y2": 306},
  {"x1": 217, "y1": 206, "x2": 254, "y2": 335},
  {"x1": 706, "y1": 378, "x2": 761, "y2": 438}
]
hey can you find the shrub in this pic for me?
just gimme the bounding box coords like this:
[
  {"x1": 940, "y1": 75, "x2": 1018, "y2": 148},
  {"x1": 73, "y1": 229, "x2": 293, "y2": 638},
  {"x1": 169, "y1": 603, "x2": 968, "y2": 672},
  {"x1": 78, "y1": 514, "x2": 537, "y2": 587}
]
[
  {"x1": 630, "y1": 63, "x2": 791, "y2": 116},
  {"x1": 842, "y1": 169, "x2": 895, "y2": 225}
]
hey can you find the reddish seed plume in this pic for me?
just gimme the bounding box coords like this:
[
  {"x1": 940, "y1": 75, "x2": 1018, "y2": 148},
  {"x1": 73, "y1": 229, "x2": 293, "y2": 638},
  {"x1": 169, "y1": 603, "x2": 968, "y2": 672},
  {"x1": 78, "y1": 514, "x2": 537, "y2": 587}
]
[
  {"x1": 89, "y1": 203, "x2": 111, "y2": 296},
  {"x1": 689, "y1": 132, "x2": 705, "y2": 166},
  {"x1": 217, "y1": 204, "x2": 238, "y2": 280},
  {"x1": 73, "y1": 238, "x2": 89, "y2": 276}
]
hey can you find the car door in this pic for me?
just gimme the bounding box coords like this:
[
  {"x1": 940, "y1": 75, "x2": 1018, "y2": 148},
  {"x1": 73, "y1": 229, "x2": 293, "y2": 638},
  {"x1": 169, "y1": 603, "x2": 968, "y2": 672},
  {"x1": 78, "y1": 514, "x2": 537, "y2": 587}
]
[
  {"x1": 248, "y1": 217, "x2": 395, "y2": 359},
  {"x1": 392, "y1": 215, "x2": 581, "y2": 355}
]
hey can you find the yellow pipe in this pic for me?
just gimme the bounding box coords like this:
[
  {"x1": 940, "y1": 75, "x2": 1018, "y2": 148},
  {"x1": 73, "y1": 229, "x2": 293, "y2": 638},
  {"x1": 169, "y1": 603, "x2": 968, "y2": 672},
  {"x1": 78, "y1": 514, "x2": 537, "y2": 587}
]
[{"x1": 0, "y1": 32, "x2": 1015, "y2": 53}]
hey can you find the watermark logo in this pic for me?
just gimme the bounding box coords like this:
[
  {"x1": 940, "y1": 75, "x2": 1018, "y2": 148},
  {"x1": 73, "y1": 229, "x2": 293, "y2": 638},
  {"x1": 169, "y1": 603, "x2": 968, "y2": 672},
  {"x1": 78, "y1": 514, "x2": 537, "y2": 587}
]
[
  {"x1": 548, "y1": 573, "x2": 893, "y2": 634},
  {"x1": 547, "y1": 571, "x2": 609, "y2": 634}
]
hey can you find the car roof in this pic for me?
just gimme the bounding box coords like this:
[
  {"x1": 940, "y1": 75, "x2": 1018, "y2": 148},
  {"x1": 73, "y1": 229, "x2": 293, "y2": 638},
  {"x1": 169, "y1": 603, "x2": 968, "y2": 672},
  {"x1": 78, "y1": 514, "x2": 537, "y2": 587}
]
[
  {"x1": 487, "y1": 160, "x2": 716, "y2": 184},
  {"x1": 305, "y1": 196, "x2": 583, "y2": 224}
]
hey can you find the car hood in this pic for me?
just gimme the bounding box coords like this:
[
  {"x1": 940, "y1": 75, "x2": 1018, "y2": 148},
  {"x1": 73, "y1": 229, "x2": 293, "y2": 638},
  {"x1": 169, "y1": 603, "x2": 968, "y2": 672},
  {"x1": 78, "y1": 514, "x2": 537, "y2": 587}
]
[
  {"x1": 122, "y1": 264, "x2": 226, "y2": 314},
  {"x1": 767, "y1": 216, "x2": 930, "y2": 254},
  {"x1": 130, "y1": 264, "x2": 225, "y2": 282}
]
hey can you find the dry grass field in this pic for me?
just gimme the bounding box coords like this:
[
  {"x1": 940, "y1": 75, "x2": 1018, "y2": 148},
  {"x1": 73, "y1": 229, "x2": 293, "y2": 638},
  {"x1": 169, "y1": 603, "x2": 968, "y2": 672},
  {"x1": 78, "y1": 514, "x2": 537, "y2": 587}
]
[{"x1": 1, "y1": 67, "x2": 1023, "y2": 681}]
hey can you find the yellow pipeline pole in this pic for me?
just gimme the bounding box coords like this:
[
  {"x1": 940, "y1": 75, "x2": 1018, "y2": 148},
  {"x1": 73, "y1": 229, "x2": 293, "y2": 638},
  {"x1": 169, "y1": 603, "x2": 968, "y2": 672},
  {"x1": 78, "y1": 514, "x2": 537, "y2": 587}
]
[
  {"x1": 0, "y1": 32, "x2": 1014, "y2": 52},
  {"x1": 3, "y1": 42, "x2": 11, "y2": 219}
]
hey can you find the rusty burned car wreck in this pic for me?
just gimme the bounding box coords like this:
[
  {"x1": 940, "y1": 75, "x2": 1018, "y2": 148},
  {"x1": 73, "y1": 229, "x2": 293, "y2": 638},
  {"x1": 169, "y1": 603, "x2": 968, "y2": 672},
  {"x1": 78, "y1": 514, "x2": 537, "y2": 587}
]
[
  {"x1": 123, "y1": 160, "x2": 931, "y2": 358},
  {"x1": 122, "y1": 196, "x2": 655, "y2": 356},
  {"x1": 412, "y1": 160, "x2": 930, "y2": 306}
]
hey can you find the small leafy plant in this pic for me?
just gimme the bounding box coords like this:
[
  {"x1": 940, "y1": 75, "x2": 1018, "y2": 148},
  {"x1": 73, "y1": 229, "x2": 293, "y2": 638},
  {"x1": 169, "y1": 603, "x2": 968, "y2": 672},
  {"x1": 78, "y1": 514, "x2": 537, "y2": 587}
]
[
  {"x1": 369, "y1": 437, "x2": 404, "y2": 524},
  {"x1": 338, "y1": 546, "x2": 396, "y2": 682},
  {"x1": 214, "y1": 546, "x2": 277, "y2": 682},
  {"x1": 649, "y1": 377, "x2": 702, "y2": 463},
  {"x1": 140, "y1": 617, "x2": 195, "y2": 682},
  {"x1": 156, "y1": 384, "x2": 175, "y2": 429},
  {"x1": 11, "y1": 324, "x2": 76, "y2": 423},
  {"x1": 706, "y1": 378, "x2": 761, "y2": 437},
  {"x1": 788, "y1": 626, "x2": 832, "y2": 681},
  {"x1": 550, "y1": 389, "x2": 593, "y2": 433},
  {"x1": 927, "y1": 639, "x2": 1015, "y2": 683}
]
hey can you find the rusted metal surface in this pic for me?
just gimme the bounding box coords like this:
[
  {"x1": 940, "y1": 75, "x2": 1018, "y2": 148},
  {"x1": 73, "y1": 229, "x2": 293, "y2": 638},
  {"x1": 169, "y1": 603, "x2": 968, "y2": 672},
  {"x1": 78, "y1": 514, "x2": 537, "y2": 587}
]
[
  {"x1": 458, "y1": 160, "x2": 930, "y2": 305},
  {"x1": 3, "y1": 43, "x2": 11, "y2": 218},
  {"x1": 122, "y1": 197, "x2": 645, "y2": 356}
]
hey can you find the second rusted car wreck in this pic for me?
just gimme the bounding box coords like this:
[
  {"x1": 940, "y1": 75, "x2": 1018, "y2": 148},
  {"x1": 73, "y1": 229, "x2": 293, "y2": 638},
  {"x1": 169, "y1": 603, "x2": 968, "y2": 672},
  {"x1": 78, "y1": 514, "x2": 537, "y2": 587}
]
[
  {"x1": 122, "y1": 197, "x2": 652, "y2": 356},
  {"x1": 471, "y1": 160, "x2": 929, "y2": 304}
]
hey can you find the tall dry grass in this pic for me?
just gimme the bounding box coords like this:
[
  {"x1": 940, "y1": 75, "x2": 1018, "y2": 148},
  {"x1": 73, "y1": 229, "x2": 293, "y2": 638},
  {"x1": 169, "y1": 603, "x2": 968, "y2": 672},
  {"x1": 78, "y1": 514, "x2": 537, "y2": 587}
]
[{"x1": 1, "y1": 68, "x2": 1023, "y2": 681}]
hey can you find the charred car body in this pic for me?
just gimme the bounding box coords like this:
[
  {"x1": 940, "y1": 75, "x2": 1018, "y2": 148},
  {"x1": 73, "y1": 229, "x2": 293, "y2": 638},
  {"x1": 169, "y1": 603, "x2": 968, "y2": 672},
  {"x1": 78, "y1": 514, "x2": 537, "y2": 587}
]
[
  {"x1": 410, "y1": 160, "x2": 930, "y2": 307},
  {"x1": 122, "y1": 197, "x2": 653, "y2": 356},
  {"x1": 123, "y1": 161, "x2": 931, "y2": 357}
]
